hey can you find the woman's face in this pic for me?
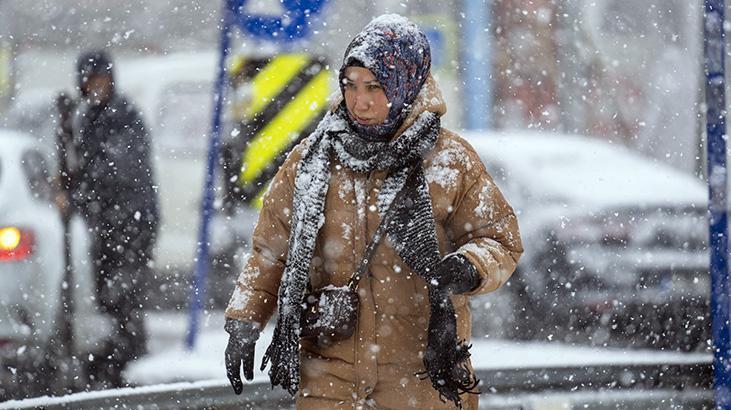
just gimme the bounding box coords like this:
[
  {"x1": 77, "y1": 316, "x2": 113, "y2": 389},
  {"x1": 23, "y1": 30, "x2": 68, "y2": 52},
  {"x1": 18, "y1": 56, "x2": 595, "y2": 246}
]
[{"x1": 343, "y1": 66, "x2": 390, "y2": 126}]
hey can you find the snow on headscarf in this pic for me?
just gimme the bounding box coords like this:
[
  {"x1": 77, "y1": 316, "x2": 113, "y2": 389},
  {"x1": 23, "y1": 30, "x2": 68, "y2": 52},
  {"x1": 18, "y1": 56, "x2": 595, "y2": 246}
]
[{"x1": 339, "y1": 14, "x2": 432, "y2": 140}]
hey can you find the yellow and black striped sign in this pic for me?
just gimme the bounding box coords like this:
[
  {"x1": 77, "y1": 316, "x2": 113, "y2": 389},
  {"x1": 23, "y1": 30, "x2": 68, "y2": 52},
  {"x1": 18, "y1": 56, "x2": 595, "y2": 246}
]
[{"x1": 224, "y1": 53, "x2": 330, "y2": 209}]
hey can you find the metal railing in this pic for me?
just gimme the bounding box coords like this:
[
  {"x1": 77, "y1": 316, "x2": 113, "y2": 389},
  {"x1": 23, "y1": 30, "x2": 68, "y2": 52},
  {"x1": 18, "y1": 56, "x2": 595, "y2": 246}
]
[{"x1": 1, "y1": 359, "x2": 713, "y2": 409}]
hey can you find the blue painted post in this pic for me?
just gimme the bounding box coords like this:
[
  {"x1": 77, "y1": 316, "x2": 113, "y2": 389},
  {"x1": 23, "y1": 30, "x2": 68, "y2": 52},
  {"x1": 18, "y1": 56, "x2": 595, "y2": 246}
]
[
  {"x1": 185, "y1": 0, "x2": 237, "y2": 350},
  {"x1": 462, "y1": 0, "x2": 492, "y2": 130},
  {"x1": 704, "y1": 0, "x2": 731, "y2": 407}
]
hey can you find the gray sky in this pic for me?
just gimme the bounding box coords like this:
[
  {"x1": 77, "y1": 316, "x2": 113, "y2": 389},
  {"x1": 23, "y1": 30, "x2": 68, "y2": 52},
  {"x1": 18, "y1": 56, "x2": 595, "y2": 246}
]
[{"x1": 2, "y1": 0, "x2": 219, "y2": 52}]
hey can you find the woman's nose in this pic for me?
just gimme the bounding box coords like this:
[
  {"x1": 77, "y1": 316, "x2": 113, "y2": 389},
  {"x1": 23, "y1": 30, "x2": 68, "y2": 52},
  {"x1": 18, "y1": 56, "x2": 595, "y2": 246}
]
[{"x1": 354, "y1": 93, "x2": 371, "y2": 111}]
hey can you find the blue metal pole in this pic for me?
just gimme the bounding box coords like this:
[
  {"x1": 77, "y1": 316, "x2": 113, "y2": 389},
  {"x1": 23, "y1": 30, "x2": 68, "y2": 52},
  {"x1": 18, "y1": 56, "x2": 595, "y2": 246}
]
[
  {"x1": 185, "y1": 0, "x2": 236, "y2": 350},
  {"x1": 704, "y1": 0, "x2": 731, "y2": 407},
  {"x1": 461, "y1": 0, "x2": 492, "y2": 130}
]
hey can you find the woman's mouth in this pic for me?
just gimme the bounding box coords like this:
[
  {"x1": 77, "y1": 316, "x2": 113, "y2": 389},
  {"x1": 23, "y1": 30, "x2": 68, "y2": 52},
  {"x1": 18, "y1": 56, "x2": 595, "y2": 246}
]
[{"x1": 352, "y1": 114, "x2": 373, "y2": 124}]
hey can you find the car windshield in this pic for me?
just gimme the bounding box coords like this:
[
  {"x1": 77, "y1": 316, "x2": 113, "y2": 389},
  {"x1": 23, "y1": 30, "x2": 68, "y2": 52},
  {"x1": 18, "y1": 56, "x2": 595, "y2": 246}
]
[{"x1": 5, "y1": 91, "x2": 58, "y2": 144}]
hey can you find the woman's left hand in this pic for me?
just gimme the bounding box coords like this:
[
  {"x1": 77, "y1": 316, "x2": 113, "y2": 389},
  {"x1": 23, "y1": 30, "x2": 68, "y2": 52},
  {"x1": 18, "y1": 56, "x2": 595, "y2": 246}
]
[{"x1": 429, "y1": 254, "x2": 480, "y2": 295}]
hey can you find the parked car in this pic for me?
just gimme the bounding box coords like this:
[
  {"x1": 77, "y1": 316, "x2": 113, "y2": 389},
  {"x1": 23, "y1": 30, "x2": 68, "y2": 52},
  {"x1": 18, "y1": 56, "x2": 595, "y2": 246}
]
[
  {"x1": 0, "y1": 130, "x2": 114, "y2": 399},
  {"x1": 464, "y1": 131, "x2": 709, "y2": 351}
]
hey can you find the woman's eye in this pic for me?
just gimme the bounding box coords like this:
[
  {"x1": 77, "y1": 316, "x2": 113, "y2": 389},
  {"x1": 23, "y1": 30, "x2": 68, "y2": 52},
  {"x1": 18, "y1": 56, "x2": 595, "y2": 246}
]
[{"x1": 367, "y1": 84, "x2": 381, "y2": 91}]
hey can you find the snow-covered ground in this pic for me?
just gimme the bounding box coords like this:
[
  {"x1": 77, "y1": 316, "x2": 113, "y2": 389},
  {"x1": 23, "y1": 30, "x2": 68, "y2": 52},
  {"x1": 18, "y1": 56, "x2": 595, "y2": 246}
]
[{"x1": 125, "y1": 310, "x2": 711, "y2": 386}]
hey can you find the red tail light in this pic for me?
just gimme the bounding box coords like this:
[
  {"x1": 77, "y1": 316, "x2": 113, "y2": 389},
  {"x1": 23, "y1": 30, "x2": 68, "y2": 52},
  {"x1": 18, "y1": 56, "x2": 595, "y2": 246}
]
[{"x1": 0, "y1": 227, "x2": 34, "y2": 261}]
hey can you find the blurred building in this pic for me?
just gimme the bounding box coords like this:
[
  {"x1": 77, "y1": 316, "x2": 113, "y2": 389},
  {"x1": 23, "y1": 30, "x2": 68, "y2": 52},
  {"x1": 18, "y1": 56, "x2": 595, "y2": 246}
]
[
  {"x1": 492, "y1": 0, "x2": 703, "y2": 175},
  {"x1": 493, "y1": 0, "x2": 560, "y2": 130}
]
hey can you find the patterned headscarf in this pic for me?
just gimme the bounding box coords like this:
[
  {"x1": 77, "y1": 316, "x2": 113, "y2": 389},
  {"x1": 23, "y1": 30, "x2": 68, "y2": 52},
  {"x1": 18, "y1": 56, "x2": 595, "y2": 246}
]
[{"x1": 339, "y1": 14, "x2": 432, "y2": 140}]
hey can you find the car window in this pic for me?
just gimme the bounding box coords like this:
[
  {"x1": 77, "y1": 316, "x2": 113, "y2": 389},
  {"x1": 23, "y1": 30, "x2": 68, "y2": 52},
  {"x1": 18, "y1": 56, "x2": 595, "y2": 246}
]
[
  {"x1": 21, "y1": 149, "x2": 53, "y2": 202},
  {"x1": 155, "y1": 82, "x2": 211, "y2": 156}
]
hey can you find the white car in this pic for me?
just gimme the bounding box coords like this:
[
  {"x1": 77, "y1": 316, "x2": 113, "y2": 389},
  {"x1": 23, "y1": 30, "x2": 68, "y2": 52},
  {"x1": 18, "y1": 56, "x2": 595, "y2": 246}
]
[
  {"x1": 465, "y1": 131, "x2": 709, "y2": 351},
  {"x1": 0, "y1": 130, "x2": 113, "y2": 398}
]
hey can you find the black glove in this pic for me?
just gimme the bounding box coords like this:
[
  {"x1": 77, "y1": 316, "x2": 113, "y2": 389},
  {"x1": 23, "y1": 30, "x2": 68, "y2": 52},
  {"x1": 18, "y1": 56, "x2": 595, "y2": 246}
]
[
  {"x1": 224, "y1": 318, "x2": 260, "y2": 394},
  {"x1": 429, "y1": 254, "x2": 481, "y2": 295}
]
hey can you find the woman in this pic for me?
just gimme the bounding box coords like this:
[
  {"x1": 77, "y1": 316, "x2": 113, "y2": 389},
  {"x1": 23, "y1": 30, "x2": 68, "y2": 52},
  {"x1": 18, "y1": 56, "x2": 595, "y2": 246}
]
[{"x1": 224, "y1": 14, "x2": 523, "y2": 409}]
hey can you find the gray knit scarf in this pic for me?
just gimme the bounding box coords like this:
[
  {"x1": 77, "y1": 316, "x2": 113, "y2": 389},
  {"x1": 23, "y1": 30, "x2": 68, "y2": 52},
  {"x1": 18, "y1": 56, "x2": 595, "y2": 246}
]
[{"x1": 262, "y1": 106, "x2": 477, "y2": 407}]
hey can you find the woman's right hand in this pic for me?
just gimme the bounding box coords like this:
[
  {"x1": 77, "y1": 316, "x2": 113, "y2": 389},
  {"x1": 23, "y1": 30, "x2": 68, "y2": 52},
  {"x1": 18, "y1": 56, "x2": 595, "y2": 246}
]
[{"x1": 224, "y1": 318, "x2": 260, "y2": 394}]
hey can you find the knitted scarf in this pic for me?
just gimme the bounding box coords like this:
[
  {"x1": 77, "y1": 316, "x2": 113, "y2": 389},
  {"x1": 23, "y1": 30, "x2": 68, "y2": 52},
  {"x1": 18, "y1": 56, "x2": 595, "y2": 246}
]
[{"x1": 261, "y1": 105, "x2": 477, "y2": 407}]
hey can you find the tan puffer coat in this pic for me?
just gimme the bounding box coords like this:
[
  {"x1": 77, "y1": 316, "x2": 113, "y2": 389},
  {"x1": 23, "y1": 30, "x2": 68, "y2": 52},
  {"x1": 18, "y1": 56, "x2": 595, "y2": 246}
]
[{"x1": 225, "y1": 75, "x2": 523, "y2": 409}]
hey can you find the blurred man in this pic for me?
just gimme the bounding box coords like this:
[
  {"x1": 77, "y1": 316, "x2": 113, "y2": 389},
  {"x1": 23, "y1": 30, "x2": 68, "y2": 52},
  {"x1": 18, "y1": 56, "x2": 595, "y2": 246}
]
[{"x1": 59, "y1": 49, "x2": 159, "y2": 387}]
